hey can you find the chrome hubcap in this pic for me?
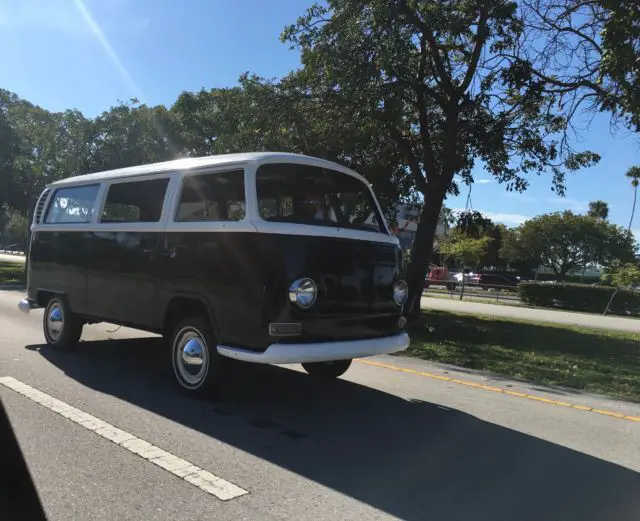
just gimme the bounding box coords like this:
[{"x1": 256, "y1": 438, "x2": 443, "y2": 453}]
[
  {"x1": 175, "y1": 328, "x2": 208, "y2": 386},
  {"x1": 47, "y1": 302, "x2": 64, "y2": 341}
]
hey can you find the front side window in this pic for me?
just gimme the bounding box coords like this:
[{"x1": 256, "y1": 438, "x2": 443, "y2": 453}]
[
  {"x1": 45, "y1": 184, "x2": 100, "y2": 224},
  {"x1": 176, "y1": 169, "x2": 246, "y2": 222},
  {"x1": 256, "y1": 163, "x2": 384, "y2": 233},
  {"x1": 101, "y1": 178, "x2": 169, "y2": 223}
]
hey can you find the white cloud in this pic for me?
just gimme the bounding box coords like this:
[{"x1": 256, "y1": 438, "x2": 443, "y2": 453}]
[
  {"x1": 476, "y1": 178, "x2": 493, "y2": 184},
  {"x1": 481, "y1": 211, "x2": 530, "y2": 226},
  {"x1": 452, "y1": 208, "x2": 530, "y2": 226},
  {"x1": 547, "y1": 197, "x2": 587, "y2": 211}
]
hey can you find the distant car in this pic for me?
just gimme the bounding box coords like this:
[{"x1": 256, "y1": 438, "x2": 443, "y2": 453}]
[
  {"x1": 424, "y1": 267, "x2": 457, "y2": 291},
  {"x1": 473, "y1": 273, "x2": 519, "y2": 291}
]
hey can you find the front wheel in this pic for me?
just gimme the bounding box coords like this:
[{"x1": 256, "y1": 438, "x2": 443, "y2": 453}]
[
  {"x1": 43, "y1": 296, "x2": 83, "y2": 350},
  {"x1": 170, "y1": 316, "x2": 223, "y2": 395},
  {"x1": 302, "y1": 359, "x2": 352, "y2": 380}
]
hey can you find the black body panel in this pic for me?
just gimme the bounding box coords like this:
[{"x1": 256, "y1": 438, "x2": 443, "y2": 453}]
[{"x1": 28, "y1": 230, "x2": 404, "y2": 351}]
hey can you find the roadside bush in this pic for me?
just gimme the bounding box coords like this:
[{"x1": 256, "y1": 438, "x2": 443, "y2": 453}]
[
  {"x1": 518, "y1": 282, "x2": 640, "y2": 317},
  {"x1": 531, "y1": 272, "x2": 601, "y2": 284}
]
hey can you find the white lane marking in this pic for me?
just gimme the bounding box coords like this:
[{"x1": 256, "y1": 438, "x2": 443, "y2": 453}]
[{"x1": 0, "y1": 376, "x2": 248, "y2": 501}]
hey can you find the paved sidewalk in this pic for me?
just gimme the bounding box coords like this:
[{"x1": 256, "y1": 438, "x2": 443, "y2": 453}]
[
  {"x1": 0, "y1": 253, "x2": 25, "y2": 264},
  {"x1": 422, "y1": 296, "x2": 640, "y2": 333}
]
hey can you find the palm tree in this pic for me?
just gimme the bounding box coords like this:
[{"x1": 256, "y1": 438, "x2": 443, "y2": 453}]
[
  {"x1": 587, "y1": 200, "x2": 609, "y2": 220},
  {"x1": 438, "y1": 206, "x2": 456, "y2": 237},
  {"x1": 626, "y1": 166, "x2": 640, "y2": 232}
]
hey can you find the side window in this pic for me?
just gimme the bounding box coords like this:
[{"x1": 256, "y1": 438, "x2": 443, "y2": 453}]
[
  {"x1": 176, "y1": 170, "x2": 246, "y2": 222},
  {"x1": 101, "y1": 178, "x2": 169, "y2": 223},
  {"x1": 45, "y1": 184, "x2": 100, "y2": 224}
]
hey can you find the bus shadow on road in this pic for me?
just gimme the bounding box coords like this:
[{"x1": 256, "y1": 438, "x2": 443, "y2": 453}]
[{"x1": 27, "y1": 337, "x2": 640, "y2": 521}]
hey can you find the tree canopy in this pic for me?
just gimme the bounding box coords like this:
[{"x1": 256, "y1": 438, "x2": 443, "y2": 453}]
[
  {"x1": 588, "y1": 200, "x2": 609, "y2": 220},
  {"x1": 1, "y1": 0, "x2": 640, "y2": 312},
  {"x1": 280, "y1": 0, "x2": 608, "y2": 315},
  {"x1": 502, "y1": 211, "x2": 636, "y2": 278}
]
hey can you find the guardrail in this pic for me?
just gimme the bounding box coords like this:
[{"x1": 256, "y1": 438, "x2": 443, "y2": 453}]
[
  {"x1": 0, "y1": 244, "x2": 25, "y2": 255},
  {"x1": 423, "y1": 282, "x2": 522, "y2": 304}
]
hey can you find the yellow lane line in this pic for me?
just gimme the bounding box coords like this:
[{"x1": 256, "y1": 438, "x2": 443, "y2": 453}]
[{"x1": 355, "y1": 359, "x2": 640, "y2": 423}]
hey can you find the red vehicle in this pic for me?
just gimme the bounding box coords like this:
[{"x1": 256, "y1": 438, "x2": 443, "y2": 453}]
[{"x1": 424, "y1": 267, "x2": 457, "y2": 291}]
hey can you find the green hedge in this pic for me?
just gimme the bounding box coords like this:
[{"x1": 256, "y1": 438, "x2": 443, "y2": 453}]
[
  {"x1": 518, "y1": 282, "x2": 640, "y2": 317},
  {"x1": 530, "y1": 273, "x2": 602, "y2": 284}
]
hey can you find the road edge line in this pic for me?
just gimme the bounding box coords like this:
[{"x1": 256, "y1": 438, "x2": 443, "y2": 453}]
[
  {"x1": 0, "y1": 376, "x2": 249, "y2": 500},
  {"x1": 355, "y1": 359, "x2": 640, "y2": 423}
]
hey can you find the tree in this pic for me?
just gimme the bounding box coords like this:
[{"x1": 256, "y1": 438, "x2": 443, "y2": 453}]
[
  {"x1": 440, "y1": 236, "x2": 492, "y2": 299},
  {"x1": 455, "y1": 210, "x2": 494, "y2": 239},
  {"x1": 89, "y1": 99, "x2": 183, "y2": 173},
  {"x1": 171, "y1": 75, "x2": 415, "y2": 217},
  {"x1": 522, "y1": 0, "x2": 640, "y2": 132},
  {"x1": 588, "y1": 200, "x2": 609, "y2": 220},
  {"x1": 0, "y1": 90, "x2": 96, "y2": 215},
  {"x1": 438, "y1": 206, "x2": 456, "y2": 237},
  {"x1": 282, "y1": 1, "x2": 601, "y2": 318},
  {"x1": 626, "y1": 166, "x2": 640, "y2": 232},
  {"x1": 611, "y1": 263, "x2": 640, "y2": 288},
  {"x1": 505, "y1": 211, "x2": 636, "y2": 279}
]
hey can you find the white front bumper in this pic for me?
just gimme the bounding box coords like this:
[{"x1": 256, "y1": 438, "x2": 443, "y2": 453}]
[{"x1": 217, "y1": 332, "x2": 410, "y2": 364}]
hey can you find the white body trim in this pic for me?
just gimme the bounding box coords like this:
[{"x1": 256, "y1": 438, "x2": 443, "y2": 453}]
[{"x1": 216, "y1": 332, "x2": 410, "y2": 364}]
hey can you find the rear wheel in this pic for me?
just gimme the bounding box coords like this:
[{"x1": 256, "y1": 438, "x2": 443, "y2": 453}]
[
  {"x1": 43, "y1": 296, "x2": 83, "y2": 350},
  {"x1": 170, "y1": 316, "x2": 223, "y2": 394},
  {"x1": 302, "y1": 359, "x2": 352, "y2": 380}
]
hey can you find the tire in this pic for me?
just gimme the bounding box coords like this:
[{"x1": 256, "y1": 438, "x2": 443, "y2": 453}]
[
  {"x1": 169, "y1": 316, "x2": 223, "y2": 395},
  {"x1": 43, "y1": 296, "x2": 83, "y2": 350},
  {"x1": 302, "y1": 359, "x2": 352, "y2": 380}
]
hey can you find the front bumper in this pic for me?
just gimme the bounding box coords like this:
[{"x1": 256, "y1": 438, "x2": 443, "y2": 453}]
[{"x1": 217, "y1": 332, "x2": 410, "y2": 364}]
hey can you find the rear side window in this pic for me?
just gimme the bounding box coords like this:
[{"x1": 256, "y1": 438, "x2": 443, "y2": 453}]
[
  {"x1": 45, "y1": 184, "x2": 100, "y2": 224},
  {"x1": 176, "y1": 170, "x2": 246, "y2": 222},
  {"x1": 256, "y1": 163, "x2": 384, "y2": 233},
  {"x1": 101, "y1": 178, "x2": 169, "y2": 223}
]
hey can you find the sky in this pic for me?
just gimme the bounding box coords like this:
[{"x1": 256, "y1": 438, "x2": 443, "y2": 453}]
[{"x1": 1, "y1": 0, "x2": 639, "y2": 237}]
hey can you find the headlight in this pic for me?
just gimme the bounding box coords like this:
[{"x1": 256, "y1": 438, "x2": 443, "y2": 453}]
[
  {"x1": 288, "y1": 278, "x2": 318, "y2": 309},
  {"x1": 393, "y1": 279, "x2": 408, "y2": 307}
]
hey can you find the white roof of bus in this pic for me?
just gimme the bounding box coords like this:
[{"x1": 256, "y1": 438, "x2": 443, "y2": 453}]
[{"x1": 49, "y1": 152, "x2": 369, "y2": 187}]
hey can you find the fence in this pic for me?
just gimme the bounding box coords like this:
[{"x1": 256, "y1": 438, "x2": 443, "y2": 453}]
[
  {"x1": 422, "y1": 281, "x2": 521, "y2": 304},
  {"x1": 0, "y1": 244, "x2": 25, "y2": 256}
]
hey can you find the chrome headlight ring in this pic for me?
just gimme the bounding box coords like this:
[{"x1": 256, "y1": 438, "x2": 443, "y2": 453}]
[
  {"x1": 393, "y1": 279, "x2": 409, "y2": 307},
  {"x1": 288, "y1": 278, "x2": 318, "y2": 309}
]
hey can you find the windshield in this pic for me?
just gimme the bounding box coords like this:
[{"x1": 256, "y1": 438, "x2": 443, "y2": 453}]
[{"x1": 255, "y1": 163, "x2": 385, "y2": 233}]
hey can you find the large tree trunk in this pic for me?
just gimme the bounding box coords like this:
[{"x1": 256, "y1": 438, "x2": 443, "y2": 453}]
[{"x1": 404, "y1": 184, "x2": 447, "y2": 321}]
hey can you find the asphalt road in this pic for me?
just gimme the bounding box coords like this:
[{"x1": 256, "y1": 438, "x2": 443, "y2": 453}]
[
  {"x1": 0, "y1": 288, "x2": 639, "y2": 521},
  {"x1": 422, "y1": 296, "x2": 640, "y2": 333}
]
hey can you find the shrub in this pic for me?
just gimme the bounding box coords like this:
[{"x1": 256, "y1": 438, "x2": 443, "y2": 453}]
[
  {"x1": 531, "y1": 272, "x2": 601, "y2": 284},
  {"x1": 518, "y1": 282, "x2": 640, "y2": 317}
]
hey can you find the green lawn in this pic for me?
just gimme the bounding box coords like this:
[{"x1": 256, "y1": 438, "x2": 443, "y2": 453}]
[
  {"x1": 0, "y1": 261, "x2": 25, "y2": 286},
  {"x1": 404, "y1": 310, "x2": 640, "y2": 402}
]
